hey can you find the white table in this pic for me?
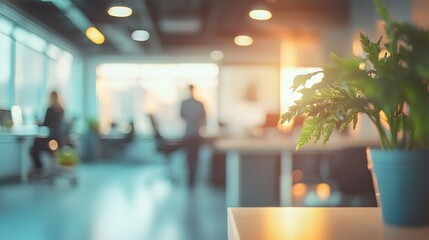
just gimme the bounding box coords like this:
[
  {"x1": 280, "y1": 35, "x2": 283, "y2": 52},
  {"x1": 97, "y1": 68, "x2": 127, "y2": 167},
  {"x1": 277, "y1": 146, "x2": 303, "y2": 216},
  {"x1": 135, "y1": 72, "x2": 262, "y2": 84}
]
[
  {"x1": 214, "y1": 135, "x2": 378, "y2": 206},
  {"x1": 228, "y1": 207, "x2": 429, "y2": 240},
  {"x1": 0, "y1": 126, "x2": 49, "y2": 182}
]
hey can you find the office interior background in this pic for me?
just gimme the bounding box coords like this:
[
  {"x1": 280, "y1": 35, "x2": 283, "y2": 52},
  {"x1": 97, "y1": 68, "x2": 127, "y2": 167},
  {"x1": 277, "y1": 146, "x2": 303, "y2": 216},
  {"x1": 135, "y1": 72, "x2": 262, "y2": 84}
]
[{"x1": 0, "y1": 0, "x2": 428, "y2": 239}]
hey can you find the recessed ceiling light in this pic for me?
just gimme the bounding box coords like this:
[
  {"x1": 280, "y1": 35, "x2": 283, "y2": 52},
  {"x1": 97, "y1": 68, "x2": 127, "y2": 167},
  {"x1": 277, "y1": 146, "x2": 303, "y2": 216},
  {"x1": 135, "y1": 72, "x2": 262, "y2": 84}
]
[
  {"x1": 210, "y1": 50, "x2": 224, "y2": 61},
  {"x1": 85, "y1": 27, "x2": 105, "y2": 45},
  {"x1": 249, "y1": 9, "x2": 272, "y2": 20},
  {"x1": 107, "y1": 6, "x2": 133, "y2": 18},
  {"x1": 131, "y1": 30, "x2": 150, "y2": 41},
  {"x1": 234, "y1": 35, "x2": 253, "y2": 46}
]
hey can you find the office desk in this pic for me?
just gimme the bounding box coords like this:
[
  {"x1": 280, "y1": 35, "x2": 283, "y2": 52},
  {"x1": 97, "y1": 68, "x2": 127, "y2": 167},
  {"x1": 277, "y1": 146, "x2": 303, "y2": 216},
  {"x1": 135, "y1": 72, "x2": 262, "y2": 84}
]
[
  {"x1": 228, "y1": 207, "x2": 429, "y2": 240},
  {"x1": 214, "y1": 136, "x2": 378, "y2": 206},
  {"x1": 0, "y1": 126, "x2": 49, "y2": 182}
]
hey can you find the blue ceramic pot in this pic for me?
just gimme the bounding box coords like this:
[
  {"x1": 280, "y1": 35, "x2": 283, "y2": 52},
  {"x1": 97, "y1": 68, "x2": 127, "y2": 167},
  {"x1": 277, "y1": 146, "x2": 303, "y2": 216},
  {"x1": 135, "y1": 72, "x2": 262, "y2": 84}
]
[{"x1": 367, "y1": 149, "x2": 429, "y2": 226}]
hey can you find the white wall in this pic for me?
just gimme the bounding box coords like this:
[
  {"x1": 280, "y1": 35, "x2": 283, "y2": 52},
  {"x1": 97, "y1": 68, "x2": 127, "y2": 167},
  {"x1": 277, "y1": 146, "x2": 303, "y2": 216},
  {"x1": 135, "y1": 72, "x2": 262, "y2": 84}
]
[{"x1": 218, "y1": 64, "x2": 280, "y2": 136}]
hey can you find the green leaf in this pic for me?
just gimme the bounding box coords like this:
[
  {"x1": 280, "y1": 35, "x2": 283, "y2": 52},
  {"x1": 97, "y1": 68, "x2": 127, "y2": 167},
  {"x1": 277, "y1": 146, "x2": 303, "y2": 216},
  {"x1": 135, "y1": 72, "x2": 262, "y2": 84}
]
[
  {"x1": 374, "y1": 0, "x2": 390, "y2": 26},
  {"x1": 296, "y1": 118, "x2": 316, "y2": 150},
  {"x1": 322, "y1": 122, "x2": 336, "y2": 145},
  {"x1": 292, "y1": 72, "x2": 323, "y2": 91},
  {"x1": 360, "y1": 33, "x2": 381, "y2": 64},
  {"x1": 338, "y1": 121, "x2": 349, "y2": 133},
  {"x1": 312, "y1": 125, "x2": 322, "y2": 143}
]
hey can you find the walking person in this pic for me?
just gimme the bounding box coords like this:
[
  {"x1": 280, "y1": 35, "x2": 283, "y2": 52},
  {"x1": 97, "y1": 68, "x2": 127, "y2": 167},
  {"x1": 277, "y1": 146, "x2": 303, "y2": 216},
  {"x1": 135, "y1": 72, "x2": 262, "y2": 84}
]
[{"x1": 180, "y1": 84, "x2": 206, "y2": 189}]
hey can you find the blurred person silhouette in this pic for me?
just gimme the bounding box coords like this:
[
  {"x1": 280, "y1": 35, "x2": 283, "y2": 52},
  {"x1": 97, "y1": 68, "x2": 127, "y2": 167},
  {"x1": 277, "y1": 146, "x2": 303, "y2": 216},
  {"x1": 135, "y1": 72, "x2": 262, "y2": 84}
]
[
  {"x1": 29, "y1": 91, "x2": 64, "y2": 174},
  {"x1": 180, "y1": 84, "x2": 206, "y2": 189}
]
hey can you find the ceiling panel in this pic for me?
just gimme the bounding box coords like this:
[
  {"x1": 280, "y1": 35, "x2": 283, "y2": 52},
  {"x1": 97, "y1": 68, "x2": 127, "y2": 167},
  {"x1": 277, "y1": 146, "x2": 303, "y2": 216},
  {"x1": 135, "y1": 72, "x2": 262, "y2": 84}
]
[{"x1": 4, "y1": 0, "x2": 350, "y2": 56}]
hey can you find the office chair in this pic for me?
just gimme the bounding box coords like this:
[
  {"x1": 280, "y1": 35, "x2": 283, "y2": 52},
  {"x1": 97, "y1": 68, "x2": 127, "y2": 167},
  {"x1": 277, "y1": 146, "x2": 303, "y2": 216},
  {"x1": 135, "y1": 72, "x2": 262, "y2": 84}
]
[
  {"x1": 31, "y1": 121, "x2": 78, "y2": 186},
  {"x1": 147, "y1": 114, "x2": 182, "y2": 180}
]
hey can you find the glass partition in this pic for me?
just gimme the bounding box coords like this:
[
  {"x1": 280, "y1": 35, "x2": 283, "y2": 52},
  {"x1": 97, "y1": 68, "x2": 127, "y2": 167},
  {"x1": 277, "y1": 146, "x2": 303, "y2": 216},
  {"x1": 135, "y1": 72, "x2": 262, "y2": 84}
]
[
  {"x1": 0, "y1": 33, "x2": 11, "y2": 108},
  {"x1": 0, "y1": 13, "x2": 77, "y2": 125},
  {"x1": 14, "y1": 42, "x2": 44, "y2": 124},
  {"x1": 96, "y1": 63, "x2": 219, "y2": 137}
]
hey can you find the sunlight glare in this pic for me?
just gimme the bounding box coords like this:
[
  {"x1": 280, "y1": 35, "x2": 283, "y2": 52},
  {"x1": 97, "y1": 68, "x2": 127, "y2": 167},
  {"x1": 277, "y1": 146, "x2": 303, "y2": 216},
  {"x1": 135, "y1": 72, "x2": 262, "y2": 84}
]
[{"x1": 280, "y1": 67, "x2": 323, "y2": 130}]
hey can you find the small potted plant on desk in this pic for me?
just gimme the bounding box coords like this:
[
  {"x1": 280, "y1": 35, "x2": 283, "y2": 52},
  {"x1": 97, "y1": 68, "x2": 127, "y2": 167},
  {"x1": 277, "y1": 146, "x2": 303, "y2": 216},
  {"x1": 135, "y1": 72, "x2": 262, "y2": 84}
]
[{"x1": 281, "y1": 0, "x2": 429, "y2": 226}]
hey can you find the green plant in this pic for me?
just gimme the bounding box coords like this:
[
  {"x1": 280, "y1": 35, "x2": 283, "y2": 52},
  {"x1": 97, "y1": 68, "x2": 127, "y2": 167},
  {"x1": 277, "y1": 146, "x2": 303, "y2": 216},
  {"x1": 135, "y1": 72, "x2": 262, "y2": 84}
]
[
  {"x1": 280, "y1": 0, "x2": 429, "y2": 150},
  {"x1": 86, "y1": 118, "x2": 100, "y2": 134},
  {"x1": 56, "y1": 145, "x2": 79, "y2": 166}
]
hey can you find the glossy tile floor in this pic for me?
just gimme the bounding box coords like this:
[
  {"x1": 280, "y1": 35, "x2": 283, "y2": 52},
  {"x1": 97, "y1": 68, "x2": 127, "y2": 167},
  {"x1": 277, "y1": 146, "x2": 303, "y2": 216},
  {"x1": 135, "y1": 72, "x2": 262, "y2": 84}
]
[{"x1": 0, "y1": 141, "x2": 227, "y2": 240}]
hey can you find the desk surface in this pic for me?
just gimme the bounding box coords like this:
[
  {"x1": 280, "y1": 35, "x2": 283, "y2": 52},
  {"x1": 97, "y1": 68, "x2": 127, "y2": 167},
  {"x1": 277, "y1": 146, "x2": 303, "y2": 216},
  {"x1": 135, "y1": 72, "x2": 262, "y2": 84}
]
[
  {"x1": 228, "y1": 207, "x2": 429, "y2": 240},
  {"x1": 215, "y1": 135, "x2": 379, "y2": 153},
  {"x1": 0, "y1": 125, "x2": 49, "y2": 138}
]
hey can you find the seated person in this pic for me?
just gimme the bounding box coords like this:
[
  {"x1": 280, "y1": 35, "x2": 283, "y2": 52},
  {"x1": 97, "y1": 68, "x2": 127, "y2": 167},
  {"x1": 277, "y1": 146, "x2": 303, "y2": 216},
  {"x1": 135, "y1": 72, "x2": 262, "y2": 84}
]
[{"x1": 29, "y1": 91, "x2": 64, "y2": 173}]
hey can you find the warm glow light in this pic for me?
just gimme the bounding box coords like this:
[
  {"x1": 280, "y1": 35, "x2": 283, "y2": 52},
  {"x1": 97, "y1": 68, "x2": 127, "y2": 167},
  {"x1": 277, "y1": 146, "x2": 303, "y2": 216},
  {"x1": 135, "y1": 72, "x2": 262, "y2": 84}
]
[
  {"x1": 353, "y1": 37, "x2": 363, "y2": 56},
  {"x1": 49, "y1": 140, "x2": 58, "y2": 151},
  {"x1": 210, "y1": 50, "x2": 224, "y2": 61},
  {"x1": 107, "y1": 6, "x2": 133, "y2": 18},
  {"x1": 85, "y1": 27, "x2": 105, "y2": 45},
  {"x1": 262, "y1": 208, "x2": 334, "y2": 239},
  {"x1": 316, "y1": 183, "x2": 331, "y2": 201},
  {"x1": 378, "y1": 48, "x2": 391, "y2": 60},
  {"x1": 131, "y1": 30, "x2": 150, "y2": 42},
  {"x1": 292, "y1": 183, "x2": 307, "y2": 198},
  {"x1": 379, "y1": 110, "x2": 390, "y2": 130},
  {"x1": 234, "y1": 35, "x2": 253, "y2": 46},
  {"x1": 249, "y1": 9, "x2": 272, "y2": 20},
  {"x1": 280, "y1": 67, "x2": 323, "y2": 131}
]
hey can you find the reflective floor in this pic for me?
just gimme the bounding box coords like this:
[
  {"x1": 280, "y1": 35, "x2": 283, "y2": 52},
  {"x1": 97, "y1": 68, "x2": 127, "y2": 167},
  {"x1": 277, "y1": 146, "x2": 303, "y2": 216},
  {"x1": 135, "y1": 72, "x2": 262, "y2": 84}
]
[
  {"x1": 0, "y1": 138, "x2": 377, "y2": 240},
  {"x1": 0, "y1": 141, "x2": 227, "y2": 240}
]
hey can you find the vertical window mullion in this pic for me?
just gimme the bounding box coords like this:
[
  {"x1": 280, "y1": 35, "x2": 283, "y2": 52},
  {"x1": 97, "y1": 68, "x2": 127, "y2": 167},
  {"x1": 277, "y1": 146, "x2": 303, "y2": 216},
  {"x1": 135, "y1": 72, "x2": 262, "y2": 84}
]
[
  {"x1": 9, "y1": 28, "x2": 16, "y2": 106},
  {"x1": 39, "y1": 51, "x2": 48, "y2": 116}
]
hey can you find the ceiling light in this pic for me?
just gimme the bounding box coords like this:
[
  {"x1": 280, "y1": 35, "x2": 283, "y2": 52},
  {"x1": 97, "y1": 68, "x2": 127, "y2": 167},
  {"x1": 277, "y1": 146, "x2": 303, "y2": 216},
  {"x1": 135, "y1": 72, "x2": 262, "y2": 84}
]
[
  {"x1": 210, "y1": 50, "x2": 224, "y2": 61},
  {"x1": 234, "y1": 35, "x2": 253, "y2": 46},
  {"x1": 107, "y1": 3, "x2": 133, "y2": 18},
  {"x1": 86, "y1": 27, "x2": 105, "y2": 45},
  {"x1": 249, "y1": 9, "x2": 272, "y2": 20},
  {"x1": 131, "y1": 30, "x2": 150, "y2": 41},
  {"x1": 249, "y1": 3, "x2": 272, "y2": 20}
]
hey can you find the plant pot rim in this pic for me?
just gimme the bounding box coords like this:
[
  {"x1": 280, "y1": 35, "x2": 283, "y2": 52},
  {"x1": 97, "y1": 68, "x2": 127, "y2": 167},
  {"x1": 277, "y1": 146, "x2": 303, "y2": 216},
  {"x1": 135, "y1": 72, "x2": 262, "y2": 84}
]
[{"x1": 366, "y1": 147, "x2": 429, "y2": 153}]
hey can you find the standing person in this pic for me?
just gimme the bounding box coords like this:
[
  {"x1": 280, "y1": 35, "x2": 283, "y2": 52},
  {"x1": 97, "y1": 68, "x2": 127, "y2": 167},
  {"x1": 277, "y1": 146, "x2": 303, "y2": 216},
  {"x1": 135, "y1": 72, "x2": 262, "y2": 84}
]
[
  {"x1": 29, "y1": 91, "x2": 64, "y2": 173},
  {"x1": 180, "y1": 84, "x2": 206, "y2": 189}
]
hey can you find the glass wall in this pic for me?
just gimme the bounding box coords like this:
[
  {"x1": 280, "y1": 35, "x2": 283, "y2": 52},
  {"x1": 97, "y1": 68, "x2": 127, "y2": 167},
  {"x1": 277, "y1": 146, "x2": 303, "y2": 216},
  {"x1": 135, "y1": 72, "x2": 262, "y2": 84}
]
[
  {"x1": 96, "y1": 63, "x2": 219, "y2": 137},
  {"x1": 0, "y1": 14, "x2": 77, "y2": 126},
  {"x1": 15, "y1": 42, "x2": 44, "y2": 123},
  {"x1": 0, "y1": 17, "x2": 13, "y2": 109},
  {"x1": 46, "y1": 46, "x2": 73, "y2": 119}
]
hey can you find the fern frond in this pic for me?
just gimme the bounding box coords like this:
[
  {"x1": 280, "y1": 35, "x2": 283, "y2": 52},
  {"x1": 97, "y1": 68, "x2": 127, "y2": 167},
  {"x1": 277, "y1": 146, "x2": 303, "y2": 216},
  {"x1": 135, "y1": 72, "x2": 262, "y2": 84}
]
[
  {"x1": 322, "y1": 122, "x2": 336, "y2": 145},
  {"x1": 296, "y1": 118, "x2": 316, "y2": 150}
]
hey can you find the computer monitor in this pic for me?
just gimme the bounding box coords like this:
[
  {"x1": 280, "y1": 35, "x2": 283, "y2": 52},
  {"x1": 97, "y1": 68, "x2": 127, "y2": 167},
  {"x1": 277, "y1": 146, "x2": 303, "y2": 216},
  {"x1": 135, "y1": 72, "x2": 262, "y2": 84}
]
[
  {"x1": 11, "y1": 105, "x2": 23, "y2": 125},
  {"x1": 0, "y1": 109, "x2": 13, "y2": 127}
]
